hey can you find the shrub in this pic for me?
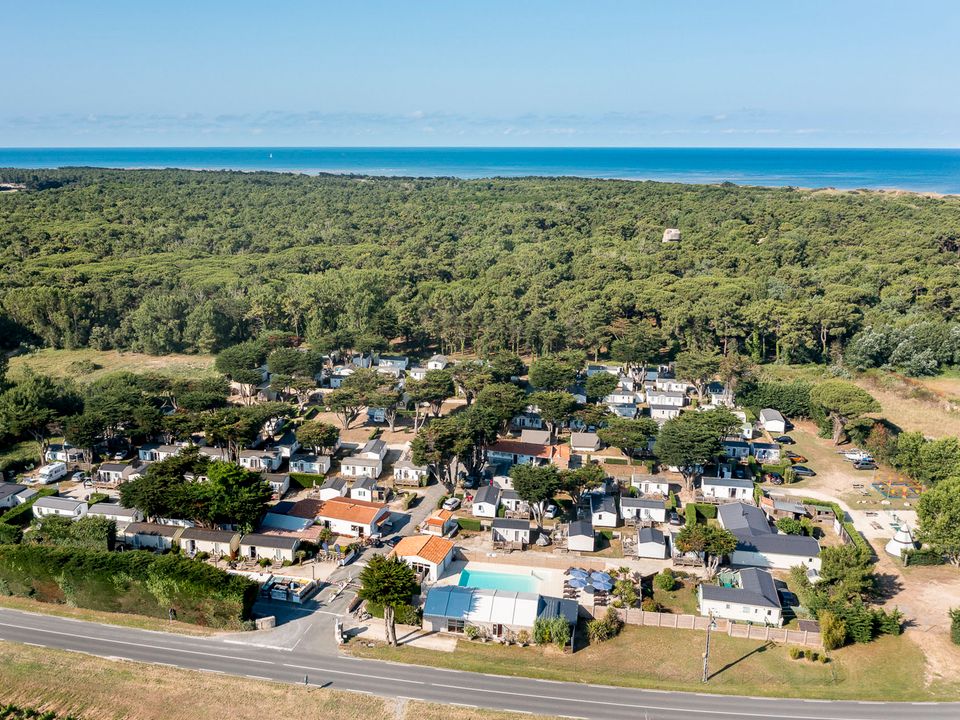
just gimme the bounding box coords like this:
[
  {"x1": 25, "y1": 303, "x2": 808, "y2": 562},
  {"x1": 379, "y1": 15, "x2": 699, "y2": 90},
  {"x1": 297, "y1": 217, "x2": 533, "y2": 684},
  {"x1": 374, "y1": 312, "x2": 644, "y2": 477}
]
[
  {"x1": 808, "y1": 651, "x2": 820, "y2": 662},
  {"x1": 436, "y1": 495, "x2": 450, "y2": 510},
  {"x1": 587, "y1": 607, "x2": 624, "y2": 644},
  {"x1": 775, "y1": 517, "x2": 805, "y2": 535},
  {"x1": 0, "y1": 523, "x2": 23, "y2": 544},
  {"x1": 788, "y1": 646, "x2": 802, "y2": 660},
  {"x1": 819, "y1": 610, "x2": 847, "y2": 650},
  {"x1": 950, "y1": 608, "x2": 960, "y2": 646},
  {"x1": 653, "y1": 568, "x2": 676, "y2": 592},
  {"x1": 28, "y1": 515, "x2": 116, "y2": 551},
  {"x1": 902, "y1": 548, "x2": 944, "y2": 566},
  {"x1": 465, "y1": 625, "x2": 482, "y2": 640},
  {"x1": 641, "y1": 598, "x2": 662, "y2": 612},
  {"x1": 875, "y1": 607, "x2": 904, "y2": 636},
  {"x1": 819, "y1": 653, "x2": 829, "y2": 663},
  {"x1": 533, "y1": 616, "x2": 571, "y2": 649},
  {"x1": 515, "y1": 629, "x2": 530, "y2": 645}
]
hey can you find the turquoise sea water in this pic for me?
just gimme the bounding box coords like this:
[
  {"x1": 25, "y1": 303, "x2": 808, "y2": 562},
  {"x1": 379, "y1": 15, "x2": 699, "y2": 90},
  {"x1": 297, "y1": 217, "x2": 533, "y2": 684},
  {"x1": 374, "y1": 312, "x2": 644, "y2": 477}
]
[
  {"x1": 458, "y1": 569, "x2": 538, "y2": 594},
  {"x1": 2, "y1": 147, "x2": 960, "y2": 193}
]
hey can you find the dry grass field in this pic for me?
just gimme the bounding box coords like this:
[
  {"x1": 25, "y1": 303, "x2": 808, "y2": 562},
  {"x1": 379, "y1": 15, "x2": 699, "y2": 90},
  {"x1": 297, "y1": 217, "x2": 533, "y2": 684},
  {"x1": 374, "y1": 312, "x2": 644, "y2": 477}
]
[
  {"x1": 0, "y1": 641, "x2": 558, "y2": 720},
  {"x1": 8, "y1": 348, "x2": 217, "y2": 384}
]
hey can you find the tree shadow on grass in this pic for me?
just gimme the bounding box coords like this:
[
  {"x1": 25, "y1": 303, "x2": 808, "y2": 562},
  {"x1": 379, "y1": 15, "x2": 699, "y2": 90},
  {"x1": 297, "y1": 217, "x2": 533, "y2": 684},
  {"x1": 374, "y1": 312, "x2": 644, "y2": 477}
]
[{"x1": 708, "y1": 641, "x2": 774, "y2": 680}]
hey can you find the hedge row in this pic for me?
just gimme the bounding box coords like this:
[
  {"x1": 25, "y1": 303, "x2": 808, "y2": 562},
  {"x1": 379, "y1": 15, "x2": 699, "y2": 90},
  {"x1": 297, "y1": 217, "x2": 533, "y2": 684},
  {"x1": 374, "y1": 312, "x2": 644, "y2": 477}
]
[
  {"x1": 797, "y1": 498, "x2": 869, "y2": 552},
  {"x1": 0, "y1": 544, "x2": 257, "y2": 629},
  {"x1": 457, "y1": 518, "x2": 482, "y2": 532},
  {"x1": 289, "y1": 472, "x2": 321, "y2": 489},
  {"x1": 902, "y1": 548, "x2": 944, "y2": 566},
  {"x1": 0, "y1": 488, "x2": 57, "y2": 528},
  {"x1": 684, "y1": 503, "x2": 718, "y2": 526}
]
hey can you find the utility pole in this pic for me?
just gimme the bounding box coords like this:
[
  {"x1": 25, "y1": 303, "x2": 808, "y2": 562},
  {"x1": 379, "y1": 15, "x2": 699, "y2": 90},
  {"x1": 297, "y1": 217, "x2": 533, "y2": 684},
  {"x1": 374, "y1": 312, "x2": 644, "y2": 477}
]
[{"x1": 701, "y1": 614, "x2": 716, "y2": 683}]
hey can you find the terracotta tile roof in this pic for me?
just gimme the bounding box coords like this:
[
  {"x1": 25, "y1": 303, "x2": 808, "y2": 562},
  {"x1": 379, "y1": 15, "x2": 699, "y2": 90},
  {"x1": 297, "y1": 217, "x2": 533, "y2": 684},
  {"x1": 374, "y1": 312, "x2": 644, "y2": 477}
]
[
  {"x1": 288, "y1": 498, "x2": 324, "y2": 519},
  {"x1": 486, "y1": 440, "x2": 571, "y2": 468},
  {"x1": 392, "y1": 534, "x2": 454, "y2": 565},
  {"x1": 317, "y1": 496, "x2": 388, "y2": 525},
  {"x1": 424, "y1": 509, "x2": 454, "y2": 526}
]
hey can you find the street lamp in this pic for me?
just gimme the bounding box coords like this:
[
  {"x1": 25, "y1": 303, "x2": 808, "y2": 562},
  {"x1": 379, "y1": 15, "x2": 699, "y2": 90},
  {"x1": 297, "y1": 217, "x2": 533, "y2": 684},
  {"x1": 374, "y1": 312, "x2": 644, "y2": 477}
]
[{"x1": 701, "y1": 613, "x2": 717, "y2": 683}]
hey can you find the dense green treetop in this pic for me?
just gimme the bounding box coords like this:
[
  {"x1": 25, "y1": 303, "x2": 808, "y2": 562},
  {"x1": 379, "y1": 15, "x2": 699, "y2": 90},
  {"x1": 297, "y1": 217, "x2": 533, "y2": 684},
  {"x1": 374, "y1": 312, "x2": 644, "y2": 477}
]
[{"x1": 4, "y1": 169, "x2": 960, "y2": 373}]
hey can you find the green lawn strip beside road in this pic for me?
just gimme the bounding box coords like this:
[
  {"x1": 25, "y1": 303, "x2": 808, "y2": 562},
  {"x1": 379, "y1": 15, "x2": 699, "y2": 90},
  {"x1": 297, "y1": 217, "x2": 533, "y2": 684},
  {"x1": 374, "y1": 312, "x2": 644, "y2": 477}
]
[
  {"x1": 348, "y1": 626, "x2": 960, "y2": 702},
  {"x1": 0, "y1": 594, "x2": 220, "y2": 636}
]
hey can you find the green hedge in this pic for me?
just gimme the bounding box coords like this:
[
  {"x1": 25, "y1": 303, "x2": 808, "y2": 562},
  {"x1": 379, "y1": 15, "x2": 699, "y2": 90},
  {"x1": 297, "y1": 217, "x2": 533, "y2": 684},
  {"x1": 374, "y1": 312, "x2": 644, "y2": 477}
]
[
  {"x1": 0, "y1": 545, "x2": 257, "y2": 629},
  {"x1": 365, "y1": 601, "x2": 421, "y2": 626},
  {"x1": 684, "y1": 503, "x2": 718, "y2": 526},
  {"x1": 796, "y1": 497, "x2": 869, "y2": 552},
  {"x1": 289, "y1": 472, "x2": 321, "y2": 489},
  {"x1": 457, "y1": 518, "x2": 482, "y2": 532},
  {"x1": 0, "y1": 488, "x2": 57, "y2": 528},
  {"x1": 902, "y1": 548, "x2": 944, "y2": 566}
]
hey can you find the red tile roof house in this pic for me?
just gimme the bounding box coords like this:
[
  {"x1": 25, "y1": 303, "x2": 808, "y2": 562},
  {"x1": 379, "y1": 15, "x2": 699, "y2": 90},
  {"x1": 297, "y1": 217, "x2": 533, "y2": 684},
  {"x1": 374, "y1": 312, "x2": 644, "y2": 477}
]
[{"x1": 485, "y1": 440, "x2": 570, "y2": 470}]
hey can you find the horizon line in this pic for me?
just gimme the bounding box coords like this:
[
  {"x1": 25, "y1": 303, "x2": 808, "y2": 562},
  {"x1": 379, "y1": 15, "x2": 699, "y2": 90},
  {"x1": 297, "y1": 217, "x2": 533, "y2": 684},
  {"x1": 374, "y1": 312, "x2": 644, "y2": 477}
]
[{"x1": 3, "y1": 145, "x2": 960, "y2": 152}]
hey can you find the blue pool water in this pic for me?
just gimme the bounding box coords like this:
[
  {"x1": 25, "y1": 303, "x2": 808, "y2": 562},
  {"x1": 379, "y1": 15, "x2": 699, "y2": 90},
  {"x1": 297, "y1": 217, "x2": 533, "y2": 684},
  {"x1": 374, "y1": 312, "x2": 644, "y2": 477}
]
[
  {"x1": 3, "y1": 147, "x2": 960, "y2": 193},
  {"x1": 458, "y1": 568, "x2": 538, "y2": 594}
]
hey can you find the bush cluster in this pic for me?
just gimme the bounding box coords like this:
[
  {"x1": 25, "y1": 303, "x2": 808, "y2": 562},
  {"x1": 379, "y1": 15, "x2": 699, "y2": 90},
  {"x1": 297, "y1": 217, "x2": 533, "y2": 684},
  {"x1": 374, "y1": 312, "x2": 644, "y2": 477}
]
[{"x1": 0, "y1": 544, "x2": 256, "y2": 629}]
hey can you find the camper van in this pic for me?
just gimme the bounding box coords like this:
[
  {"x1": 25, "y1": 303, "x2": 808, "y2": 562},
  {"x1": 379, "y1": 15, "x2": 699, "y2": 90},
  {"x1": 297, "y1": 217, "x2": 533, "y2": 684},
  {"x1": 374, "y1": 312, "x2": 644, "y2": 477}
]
[{"x1": 37, "y1": 462, "x2": 68, "y2": 485}]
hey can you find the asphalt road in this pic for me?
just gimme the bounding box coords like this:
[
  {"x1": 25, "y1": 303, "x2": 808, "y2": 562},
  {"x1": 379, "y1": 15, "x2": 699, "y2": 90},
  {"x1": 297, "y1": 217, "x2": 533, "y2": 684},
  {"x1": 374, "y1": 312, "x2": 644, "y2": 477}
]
[{"x1": 0, "y1": 608, "x2": 955, "y2": 720}]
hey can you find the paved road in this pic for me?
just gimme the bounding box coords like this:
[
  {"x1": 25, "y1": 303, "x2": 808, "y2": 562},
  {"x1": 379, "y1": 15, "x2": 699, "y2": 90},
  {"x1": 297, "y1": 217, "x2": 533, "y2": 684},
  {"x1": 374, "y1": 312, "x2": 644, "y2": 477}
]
[{"x1": 0, "y1": 608, "x2": 955, "y2": 720}]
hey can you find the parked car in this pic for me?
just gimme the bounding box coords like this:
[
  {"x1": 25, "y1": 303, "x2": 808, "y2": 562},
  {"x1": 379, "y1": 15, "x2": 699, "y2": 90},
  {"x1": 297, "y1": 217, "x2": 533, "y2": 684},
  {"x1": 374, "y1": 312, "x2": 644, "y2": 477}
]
[
  {"x1": 763, "y1": 471, "x2": 784, "y2": 485},
  {"x1": 384, "y1": 536, "x2": 402, "y2": 548},
  {"x1": 773, "y1": 435, "x2": 795, "y2": 444},
  {"x1": 544, "y1": 504, "x2": 558, "y2": 519},
  {"x1": 785, "y1": 451, "x2": 808, "y2": 463},
  {"x1": 112, "y1": 451, "x2": 126, "y2": 461},
  {"x1": 853, "y1": 459, "x2": 878, "y2": 470},
  {"x1": 791, "y1": 465, "x2": 816, "y2": 477},
  {"x1": 71, "y1": 471, "x2": 87, "y2": 482},
  {"x1": 668, "y1": 511, "x2": 682, "y2": 526},
  {"x1": 442, "y1": 497, "x2": 461, "y2": 511}
]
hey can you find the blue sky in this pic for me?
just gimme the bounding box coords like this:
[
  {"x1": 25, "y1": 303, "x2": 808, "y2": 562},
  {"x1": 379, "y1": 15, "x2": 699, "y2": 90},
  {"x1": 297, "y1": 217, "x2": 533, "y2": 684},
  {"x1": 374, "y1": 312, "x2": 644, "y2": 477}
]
[{"x1": 3, "y1": 1, "x2": 958, "y2": 147}]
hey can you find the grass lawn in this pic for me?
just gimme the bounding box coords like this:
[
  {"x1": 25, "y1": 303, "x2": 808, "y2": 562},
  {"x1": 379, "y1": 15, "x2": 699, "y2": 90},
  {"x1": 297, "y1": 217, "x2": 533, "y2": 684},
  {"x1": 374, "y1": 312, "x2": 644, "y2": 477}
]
[
  {"x1": 0, "y1": 641, "x2": 553, "y2": 720},
  {"x1": 652, "y1": 578, "x2": 699, "y2": 615},
  {"x1": 0, "y1": 441, "x2": 39, "y2": 473},
  {"x1": 349, "y1": 626, "x2": 960, "y2": 701},
  {"x1": 758, "y1": 363, "x2": 960, "y2": 440},
  {"x1": 0, "y1": 595, "x2": 220, "y2": 637},
  {"x1": 8, "y1": 348, "x2": 217, "y2": 384}
]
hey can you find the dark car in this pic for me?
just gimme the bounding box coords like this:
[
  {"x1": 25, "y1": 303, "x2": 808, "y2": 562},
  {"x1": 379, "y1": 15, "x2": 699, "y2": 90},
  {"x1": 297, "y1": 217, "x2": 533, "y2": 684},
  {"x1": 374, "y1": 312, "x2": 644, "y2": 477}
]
[
  {"x1": 763, "y1": 471, "x2": 784, "y2": 485},
  {"x1": 384, "y1": 536, "x2": 403, "y2": 548},
  {"x1": 791, "y1": 465, "x2": 816, "y2": 477},
  {"x1": 668, "y1": 511, "x2": 682, "y2": 526},
  {"x1": 773, "y1": 435, "x2": 795, "y2": 444},
  {"x1": 853, "y1": 459, "x2": 878, "y2": 470}
]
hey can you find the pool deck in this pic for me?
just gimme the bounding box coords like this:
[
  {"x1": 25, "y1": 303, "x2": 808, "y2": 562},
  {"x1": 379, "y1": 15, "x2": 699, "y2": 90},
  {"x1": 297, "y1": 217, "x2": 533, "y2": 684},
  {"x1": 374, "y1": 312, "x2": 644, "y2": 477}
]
[{"x1": 434, "y1": 560, "x2": 566, "y2": 598}]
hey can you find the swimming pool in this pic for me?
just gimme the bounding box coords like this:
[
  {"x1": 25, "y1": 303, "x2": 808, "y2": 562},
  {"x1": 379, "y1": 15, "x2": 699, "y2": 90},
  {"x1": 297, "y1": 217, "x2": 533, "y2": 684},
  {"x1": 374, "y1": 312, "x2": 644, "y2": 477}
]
[{"x1": 458, "y1": 568, "x2": 539, "y2": 594}]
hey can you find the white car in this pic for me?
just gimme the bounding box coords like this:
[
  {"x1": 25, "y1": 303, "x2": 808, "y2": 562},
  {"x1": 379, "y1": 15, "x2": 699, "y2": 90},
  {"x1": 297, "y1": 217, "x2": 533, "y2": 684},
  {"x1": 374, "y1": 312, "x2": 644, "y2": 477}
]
[
  {"x1": 441, "y1": 497, "x2": 461, "y2": 511},
  {"x1": 544, "y1": 504, "x2": 558, "y2": 519}
]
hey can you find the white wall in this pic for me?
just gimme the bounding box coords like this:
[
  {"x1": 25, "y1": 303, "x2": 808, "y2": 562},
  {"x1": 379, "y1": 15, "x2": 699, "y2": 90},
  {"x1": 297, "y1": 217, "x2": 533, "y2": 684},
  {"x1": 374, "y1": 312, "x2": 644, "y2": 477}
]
[
  {"x1": 699, "y1": 594, "x2": 783, "y2": 626},
  {"x1": 730, "y1": 549, "x2": 821, "y2": 572}
]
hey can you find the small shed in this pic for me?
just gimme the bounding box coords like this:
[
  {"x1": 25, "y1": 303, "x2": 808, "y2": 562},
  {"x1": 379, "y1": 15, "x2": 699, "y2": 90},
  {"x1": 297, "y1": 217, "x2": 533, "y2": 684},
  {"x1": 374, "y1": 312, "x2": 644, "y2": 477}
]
[
  {"x1": 636, "y1": 527, "x2": 669, "y2": 559},
  {"x1": 566, "y1": 519, "x2": 595, "y2": 552},
  {"x1": 759, "y1": 408, "x2": 786, "y2": 434}
]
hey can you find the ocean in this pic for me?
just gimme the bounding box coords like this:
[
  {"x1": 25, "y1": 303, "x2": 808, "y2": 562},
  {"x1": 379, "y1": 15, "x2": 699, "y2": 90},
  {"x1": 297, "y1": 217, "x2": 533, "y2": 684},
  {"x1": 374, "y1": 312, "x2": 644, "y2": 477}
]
[{"x1": 2, "y1": 147, "x2": 960, "y2": 193}]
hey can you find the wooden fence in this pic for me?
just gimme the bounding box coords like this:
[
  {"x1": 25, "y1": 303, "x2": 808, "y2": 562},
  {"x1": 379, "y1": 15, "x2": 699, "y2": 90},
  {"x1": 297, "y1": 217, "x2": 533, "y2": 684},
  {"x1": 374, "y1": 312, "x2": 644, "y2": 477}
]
[
  {"x1": 459, "y1": 550, "x2": 609, "y2": 572},
  {"x1": 593, "y1": 607, "x2": 822, "y2": 648}
]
